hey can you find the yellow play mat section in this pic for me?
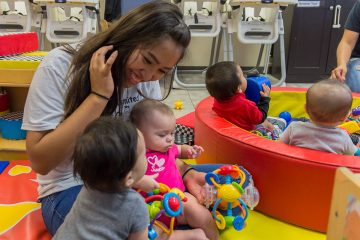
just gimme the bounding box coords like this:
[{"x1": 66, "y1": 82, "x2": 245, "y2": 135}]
[{"x1": 268, "y1": 88, "x2": 360, "y2": 118}]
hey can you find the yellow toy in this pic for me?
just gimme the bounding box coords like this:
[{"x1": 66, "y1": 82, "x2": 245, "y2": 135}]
[
  {"x1": 205, "y1": 165, "x2": 249, "y2": 231},
  {"x1": 174, "y1": 100, "x2": 183, "y2": 110}
]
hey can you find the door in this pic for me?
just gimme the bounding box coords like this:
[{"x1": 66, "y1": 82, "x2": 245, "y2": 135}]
[
  {"x1": 326, "y1": 0, "x2": 357, "y2": 73},
  {"x1": 287, "y1": 0, "x2": 335, "y2": 78}
]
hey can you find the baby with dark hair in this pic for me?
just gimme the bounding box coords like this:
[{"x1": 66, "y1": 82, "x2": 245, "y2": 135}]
[
  {"x1": 280, "y1": 79, "x2": 360, "y2": 156},
  {"x1": 54, "y1": 117, "x2": 157, "y2": 240},
  {"x1": 205, "y1": 61, "x2": 273, "y2": 131}
]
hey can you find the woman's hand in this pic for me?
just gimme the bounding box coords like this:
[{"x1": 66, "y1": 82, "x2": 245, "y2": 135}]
[
  {"x1": 89, "y1": 45, "x2": 118, "y2": 99},
  {"x1": 331, "y1": 65, "x2": 347, "y2": 82},
  {"x1": 183, "y1": 169, "x2": 206, "y2": 204}
]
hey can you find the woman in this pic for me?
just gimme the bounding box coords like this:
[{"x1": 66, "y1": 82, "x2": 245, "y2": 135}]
[
  {"x1": 22, "y1": 1, "x2": 205, "y2": 235},
  {"x1": 330, "y1": 0, "x2": 360, "y2": 92}
]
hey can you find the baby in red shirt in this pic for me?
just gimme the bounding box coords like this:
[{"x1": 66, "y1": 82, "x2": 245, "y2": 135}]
[{"x1": 205, "y1": 61, "x2": 273, "y2": 131}]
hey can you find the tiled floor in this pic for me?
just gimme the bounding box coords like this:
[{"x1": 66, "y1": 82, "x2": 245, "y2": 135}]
[{"x1": 163, "y1": 73, "x2": 313, "y2": 119}]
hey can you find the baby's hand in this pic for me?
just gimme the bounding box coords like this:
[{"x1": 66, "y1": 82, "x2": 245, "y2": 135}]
[
  {"x1": 135, "y1": 174, "x2": 159, "y2": 192},
  {"x1": 260, "y1": 84, "x2": 271, "y2": 97},
  {"x1": 186, "y1": 145, "x2": 204, "y2": 159},
  {"x1": 262, "y1": 119, "x2": 275, "y2": 131}
]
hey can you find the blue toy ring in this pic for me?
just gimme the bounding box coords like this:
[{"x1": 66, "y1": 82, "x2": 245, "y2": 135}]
[
  {"x1": 163, "y1": 192, "x2": 182, "y2": 217},
  {"x1": 205, "y1": 172, "x2": 219, "y2": 185},
  {"x1": 233, "y1": 216, "x2": 245, "y2": 231},
  {"x1": 148, "y1": 225, "x2": 158, "y2": 240}
]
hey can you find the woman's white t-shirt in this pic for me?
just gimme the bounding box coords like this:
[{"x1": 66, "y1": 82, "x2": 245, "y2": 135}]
[{"x1": 22, "y1": 47, "x2": 162, "y2": 198}]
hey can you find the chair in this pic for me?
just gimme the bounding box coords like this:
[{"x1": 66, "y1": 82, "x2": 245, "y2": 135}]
[
  {"x1": 230, "y1": 0, "x2": 298, "y2": 86},
  {"x1": 0, "y1": 0, "x2": 33, "y2": 32},
  {"x1": 33, "y1": 0, "x2": 99, "y2": 44}
]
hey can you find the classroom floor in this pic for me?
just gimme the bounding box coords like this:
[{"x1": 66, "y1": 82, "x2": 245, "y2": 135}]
[{"x1": 163, "y1": 73, "x2": 313, "y2": 118}]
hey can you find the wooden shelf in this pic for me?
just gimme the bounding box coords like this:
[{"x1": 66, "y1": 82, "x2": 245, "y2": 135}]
[
  {"x1": 0, "y1": 136, "x2": 27, "y2": 160},
  {"x1": 0, "y1": 68, "x2": 35, "y2": 87},
  {"x1": 0, "y1": 67, "x2": 29, "y2": 159},
  {"x1": 0, "y1": 51, "x2": 46, "y2": 160}
]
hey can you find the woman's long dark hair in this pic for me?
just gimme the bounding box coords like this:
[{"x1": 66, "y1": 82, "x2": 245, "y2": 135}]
[{"x1": 64, "y1": 0, "x2": 190, "y2": 119}]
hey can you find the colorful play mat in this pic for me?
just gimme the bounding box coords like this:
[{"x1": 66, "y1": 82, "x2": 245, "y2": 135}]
[
  {"x1": 2, "y1": 87, "x2": 352, "y2": 239},
  {"x1": 0, "y1": 160, "x2": 50, "y2": 240},
  {"x1": 0, "y1": 159, "x2": 326, "y2": 239}
]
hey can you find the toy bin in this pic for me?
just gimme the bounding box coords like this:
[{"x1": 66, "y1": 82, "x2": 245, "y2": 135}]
[{"x1": 0, "y1": 112, "x2": 26, "y2": 140}]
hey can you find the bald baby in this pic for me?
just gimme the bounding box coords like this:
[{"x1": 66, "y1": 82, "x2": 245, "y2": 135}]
[{"x1": 306, "y1": 79, "x2": 353, "y2": 126}]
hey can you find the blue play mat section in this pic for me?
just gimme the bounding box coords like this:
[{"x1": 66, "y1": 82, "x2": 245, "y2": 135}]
[{"x1": 0, "y1": 161, "x2": 9, "y2": 174}]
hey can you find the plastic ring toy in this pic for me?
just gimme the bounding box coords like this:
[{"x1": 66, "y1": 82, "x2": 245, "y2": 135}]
[
  {"x1": 239, "y1": 199, "x2": 249, "y2": 220},
  {"x1": 232, "y1": 182, "x2": 244, "y2": 194},
  {"x1": 205, "y1": 172, "x2": 219, "y2": 185},
  {"x1": 159, "y1": 183, "x2": 170, "y2": 194},
  {"x1": 163, "y1": 192, "x2": 182, "y2": 217},
  {"x1": 149, "y1": 202, "x2": 161, "y2": 219},
  {"x1": 215, "y1": 211, "x2": 226, "y2": 230},
  {"x1": 233, "y1": 216, "x2": 245, "y2": 231},
  {"x1": 148, "y1": 226, "x2": 158, "y2": 240}
]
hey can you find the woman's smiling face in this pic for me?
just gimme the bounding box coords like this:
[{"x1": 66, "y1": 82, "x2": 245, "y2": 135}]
[{"x1": 124, "y1": 38, "x2": 183, "y2": 87}]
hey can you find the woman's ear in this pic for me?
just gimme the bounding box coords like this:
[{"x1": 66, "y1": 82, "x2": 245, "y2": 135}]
[{"x1": 124, "y1": 171, "x2": 135, "y2": 187}]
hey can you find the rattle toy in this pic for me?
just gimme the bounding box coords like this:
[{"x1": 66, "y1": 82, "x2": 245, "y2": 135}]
[
  {"x1": 144, "y1": 183, "x2": 187, "y2": 240},
  {"x1": 204, "y1": 165, "x2": 254, "y2": 231}
]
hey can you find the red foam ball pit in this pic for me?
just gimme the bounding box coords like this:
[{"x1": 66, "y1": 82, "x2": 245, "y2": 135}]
[{"x1": 195, "y1": 88, "x2": 360, "y2": 233}]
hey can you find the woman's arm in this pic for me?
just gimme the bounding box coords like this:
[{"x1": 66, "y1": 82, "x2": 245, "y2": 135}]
[
  {"x1": 331, "y1": 30, "x2": 359, "y2": 81},
  {"x1": 176, "y1": 145, "x2": 205, "y2": 202},
  {"x1": 27, "y1": 46, "x2": 118, "y2": 175},
  {"x1": 26, "y1": 95, "x2": 108, "y2": 175},
  {"x1": 175, "y1": 158, "x2": 206, "y2": 203}
]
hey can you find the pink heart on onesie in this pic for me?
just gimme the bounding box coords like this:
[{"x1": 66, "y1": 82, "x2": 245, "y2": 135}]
[{"x1": 147, "y1": 155, "x2": 165, "y2": 172}]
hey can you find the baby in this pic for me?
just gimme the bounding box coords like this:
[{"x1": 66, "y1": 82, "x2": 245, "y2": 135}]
[
  {"x1": 54, "y1": 117, "x2": 157, "y2": 240},
  {"x1": 130, "y1": 99, "x2": 219, "y2": 240},
  {"x1": 205, "y1": 61, "x2": 272, "y2": 131},
  {"x1": 280, "y1": 79, "x2": 360, "y2": 156}
]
